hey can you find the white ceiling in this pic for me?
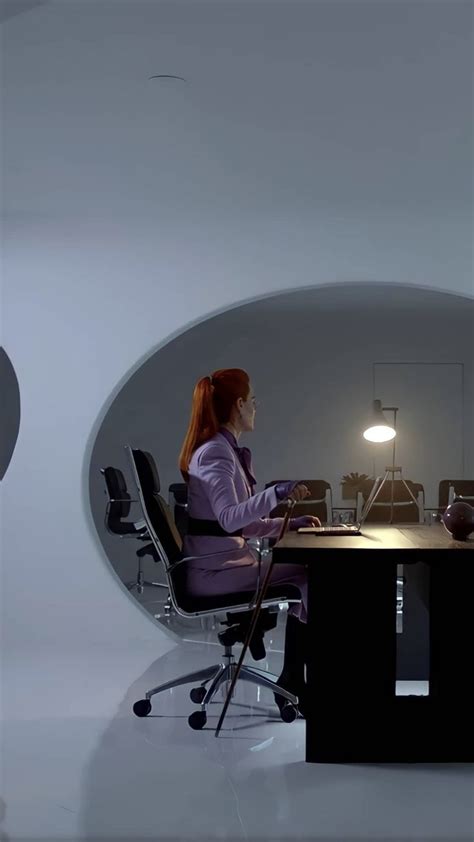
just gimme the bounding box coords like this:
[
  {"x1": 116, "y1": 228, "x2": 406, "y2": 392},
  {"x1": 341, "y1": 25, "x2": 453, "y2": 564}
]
[{"x1": 2, "y1": 0, "x2": 472, "y2": 224}]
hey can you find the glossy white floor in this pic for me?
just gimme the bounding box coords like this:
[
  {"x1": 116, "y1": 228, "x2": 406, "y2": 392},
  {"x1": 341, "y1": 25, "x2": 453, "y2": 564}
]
[{"x1": 1, "y1": 607, "x2": 473, "y2": 842}]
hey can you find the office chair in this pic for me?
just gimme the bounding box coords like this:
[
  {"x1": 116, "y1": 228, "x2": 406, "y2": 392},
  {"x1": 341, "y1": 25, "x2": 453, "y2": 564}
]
[
  {"x1": 439, "y1": 479, "x2": 474, "y2": 509},
  {"x1": 356, "y1": 478, "x2": 424, "y2": 523},
  {"x1": 100, "y1": 466, "x2": 169, "y2": 598},
  {"x1": 126, "y1": 446, "x2": 302, "y2": 730}
]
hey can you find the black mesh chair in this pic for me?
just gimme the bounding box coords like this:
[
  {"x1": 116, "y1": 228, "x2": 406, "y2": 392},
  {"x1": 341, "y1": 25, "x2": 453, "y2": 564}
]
[
  {"x1": 126, "y1": 446, "x2": 302, "y2": 731},
  {"x1": 100, "y1": 466, "x2": 168, "y2": 597}
]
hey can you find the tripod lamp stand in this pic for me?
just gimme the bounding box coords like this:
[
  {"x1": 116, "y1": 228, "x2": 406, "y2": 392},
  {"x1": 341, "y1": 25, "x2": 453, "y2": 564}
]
[{"x1": 362, "y1": 399, "x2": 421, "y2": 524}]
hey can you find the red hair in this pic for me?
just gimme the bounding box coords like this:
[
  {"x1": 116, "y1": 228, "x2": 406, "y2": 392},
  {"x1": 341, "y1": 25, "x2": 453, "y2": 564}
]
[{"x1": 179, "y1": 368, "x2": 250, "y2": 481}]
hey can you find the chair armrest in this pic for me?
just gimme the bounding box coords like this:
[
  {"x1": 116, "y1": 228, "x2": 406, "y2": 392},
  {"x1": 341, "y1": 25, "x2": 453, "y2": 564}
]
[
  {"x1": 168, "y1": 548, "x2": 239, "y2": 572},
  {"x1": 104, "y1": 502, "x2": 150, "y2": 538},
  {"x1": 167, "y1": 552, "x2": 301, "y2": 612}
]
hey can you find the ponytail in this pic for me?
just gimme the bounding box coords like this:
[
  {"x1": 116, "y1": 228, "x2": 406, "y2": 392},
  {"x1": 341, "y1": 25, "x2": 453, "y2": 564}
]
[{"x1": 179, "y1": 368, "x2": 249, "y2": 480}]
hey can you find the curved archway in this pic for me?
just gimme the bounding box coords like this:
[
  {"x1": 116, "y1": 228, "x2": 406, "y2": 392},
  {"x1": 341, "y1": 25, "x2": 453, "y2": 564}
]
[{"x1": 87, "y1": 281, "x2": 474, "y2": 627}]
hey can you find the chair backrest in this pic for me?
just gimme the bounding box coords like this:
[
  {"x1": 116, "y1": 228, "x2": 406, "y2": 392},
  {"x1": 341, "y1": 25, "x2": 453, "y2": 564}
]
[
  {"x1": 438, "y1": 479, "x2": 474, "y2": 509},
  {"x1": 356, "y1": 478, "x2": 424, "y2": 523},
  {"x1": 126, "y1": 447, "x2": 183, "y2": 566},
  {"x1": 266, "y1": 479, "x2": 332, "y2": 522},
  {"x1": 168, "y1": 481, "x2": 189, "y2": 539},
  {"x1": 101, "y1": 466, "x2": 138, "y2": 535}
]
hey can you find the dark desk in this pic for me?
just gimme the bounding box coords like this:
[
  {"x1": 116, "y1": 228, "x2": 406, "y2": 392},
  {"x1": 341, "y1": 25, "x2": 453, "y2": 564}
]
[{"x1": 273, "y1": 524, "x2": 474, "y2": 763}]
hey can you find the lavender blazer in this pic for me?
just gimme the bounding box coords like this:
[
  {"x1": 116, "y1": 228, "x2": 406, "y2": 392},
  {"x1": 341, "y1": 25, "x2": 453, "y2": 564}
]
[{"x1": 183, "y1": 432, "x2": 284, "y2": 568}]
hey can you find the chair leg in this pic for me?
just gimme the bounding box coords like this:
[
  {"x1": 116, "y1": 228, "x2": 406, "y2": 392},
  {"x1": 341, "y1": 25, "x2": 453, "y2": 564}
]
[
  {"x1": 126, "y1": 580, "x2": 168, "y2": 594},
  {"x1": 145, "y1": 664, "x2": 223, "y2": 700},
  {"x1": 238, "y1": 666, "x2": 298, "y2": 705},
  {"x1": 142, "y1": 581, "x2": 168, "y2": 588},
  {"x1": 243, "y1": 664, "x2": 279, "y2": 681},
  {"x1": 201, "y1": 665, "x2": 229, "y2": 706}
]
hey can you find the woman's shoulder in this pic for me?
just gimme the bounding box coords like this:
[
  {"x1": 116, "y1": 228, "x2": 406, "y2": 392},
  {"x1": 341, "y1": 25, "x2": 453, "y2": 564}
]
[{"x1": 192, "y1": 432, "x2": 235, "y2": 465}]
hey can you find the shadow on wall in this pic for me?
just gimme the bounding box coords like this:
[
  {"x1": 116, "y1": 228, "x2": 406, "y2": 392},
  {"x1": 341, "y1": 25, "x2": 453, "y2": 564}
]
[{"x1": 0, "y1": 347, "x2": 21, "y2": 481}]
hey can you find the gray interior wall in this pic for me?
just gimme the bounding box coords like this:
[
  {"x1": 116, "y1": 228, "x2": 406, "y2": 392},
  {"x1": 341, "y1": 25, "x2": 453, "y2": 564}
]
[{"x1": 88, "y1": 285, "x2": 474, "y2": 591}]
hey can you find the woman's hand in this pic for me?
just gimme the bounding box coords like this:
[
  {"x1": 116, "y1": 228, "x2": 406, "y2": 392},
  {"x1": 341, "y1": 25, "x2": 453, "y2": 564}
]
[
  {"x1": 289, "y1": 515, "x2": 322, "y2": 530},
  {"x1": 275, "y1": 480, "x2": 311, "y2": 502},
  {"x1": 289, "y1": 483, "x2": 311, "y2": 502}
]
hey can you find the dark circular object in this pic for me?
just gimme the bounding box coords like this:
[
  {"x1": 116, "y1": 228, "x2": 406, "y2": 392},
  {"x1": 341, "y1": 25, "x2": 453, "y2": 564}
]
[
  {"x1": 190, "y1": 686, "x2": 207, "y2": 704},
  {"x1": 442, "y1": 500, "x2": 474, "y2": 541},
  {"x1": 188, "y1": 710, "x2": 207, "y2": 730},
  {"x1": 133, "y1": 699, "x2": 152, "y2": 717},
  {"x1": 280, "y1": 702, "x2": 298, "y2": 723}
]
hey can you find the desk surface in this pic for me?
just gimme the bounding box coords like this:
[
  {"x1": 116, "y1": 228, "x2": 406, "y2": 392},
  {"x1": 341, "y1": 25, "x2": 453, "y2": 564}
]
[{"x1": 275, "y1": 523, "x2": 474, "y2": 553}]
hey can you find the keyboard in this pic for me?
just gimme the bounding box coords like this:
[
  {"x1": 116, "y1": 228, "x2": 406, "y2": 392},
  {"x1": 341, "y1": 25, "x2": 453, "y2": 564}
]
[{"x1": 297, "y1": 524, "x2": 361, "y2": 536}]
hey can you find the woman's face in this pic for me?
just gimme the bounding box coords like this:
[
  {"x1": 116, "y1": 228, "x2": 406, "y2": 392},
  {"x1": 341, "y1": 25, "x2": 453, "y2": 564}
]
[{"x1": 239, "y1": 382, "x2": 257, "y2": 432}]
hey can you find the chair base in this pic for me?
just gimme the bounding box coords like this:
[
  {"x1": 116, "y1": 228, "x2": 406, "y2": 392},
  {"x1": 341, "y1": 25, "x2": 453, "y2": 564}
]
[
  {"x1": 126, "y1": 579, "x2": 168, "y2": 595},
  {"x1": 133, "y1": 644, "x2": 299, "y2": 732}
]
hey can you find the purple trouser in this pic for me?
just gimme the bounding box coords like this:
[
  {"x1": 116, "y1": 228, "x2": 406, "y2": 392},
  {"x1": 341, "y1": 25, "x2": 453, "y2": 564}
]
[{"x1": 185, "y1": 545, "x2": 308, "y2": 623}]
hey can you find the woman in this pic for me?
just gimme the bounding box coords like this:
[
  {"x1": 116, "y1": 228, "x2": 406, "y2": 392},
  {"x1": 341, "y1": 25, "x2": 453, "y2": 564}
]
[{"x1": 179, "y1": 368, "x2": 320, "y2": 715}]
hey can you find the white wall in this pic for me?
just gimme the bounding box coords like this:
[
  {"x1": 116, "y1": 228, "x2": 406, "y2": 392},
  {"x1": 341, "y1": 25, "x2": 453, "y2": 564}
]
[{"x1": 1, "y1": 0, "x2": 472, "y2": 650}]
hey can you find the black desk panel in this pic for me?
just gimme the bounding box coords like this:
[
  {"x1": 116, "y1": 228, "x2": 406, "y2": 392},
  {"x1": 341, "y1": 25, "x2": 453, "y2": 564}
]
[{"x1": 274, "y1": 525, "x2": 473, "y2": 763}]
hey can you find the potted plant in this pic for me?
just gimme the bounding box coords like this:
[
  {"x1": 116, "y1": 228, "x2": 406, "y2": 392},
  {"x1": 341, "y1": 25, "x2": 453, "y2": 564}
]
[{"x1": 341, "y1": 472, "x2": 370, "y2": 501}]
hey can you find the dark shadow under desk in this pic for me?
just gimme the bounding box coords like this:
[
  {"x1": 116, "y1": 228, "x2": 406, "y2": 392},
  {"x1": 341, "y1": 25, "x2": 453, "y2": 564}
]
[{"x1": 273, "y1": 524, "x2": 474, "y2": 763}]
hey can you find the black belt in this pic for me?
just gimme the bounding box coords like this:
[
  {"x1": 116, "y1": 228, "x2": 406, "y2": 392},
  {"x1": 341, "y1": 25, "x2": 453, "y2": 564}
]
[{"x1": 187, "y1": 516, "x2": 243, "y2": 538}]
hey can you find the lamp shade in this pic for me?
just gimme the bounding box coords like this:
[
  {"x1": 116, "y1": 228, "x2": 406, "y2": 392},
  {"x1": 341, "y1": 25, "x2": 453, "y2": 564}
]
[{"x1": 363, "y1": 399, "x2": 396, "y2": 442}]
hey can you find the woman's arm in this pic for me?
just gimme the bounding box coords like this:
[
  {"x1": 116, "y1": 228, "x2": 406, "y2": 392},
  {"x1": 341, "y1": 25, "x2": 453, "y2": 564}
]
[
  {"x1": 198, "y1": 443, "x2": 279, "y2": 533},
  {"x1": 242, "y1": 517, "x2": 285, "y2": 539}
]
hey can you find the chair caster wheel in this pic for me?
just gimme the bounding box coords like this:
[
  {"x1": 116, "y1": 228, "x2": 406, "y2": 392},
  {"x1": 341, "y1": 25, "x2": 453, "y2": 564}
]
[
  {"x1": 280, "y1": 702, "x2": 298, "y2": 723},
  {"x1": 190, "y1": 686, "x2": 207, "y2": 704},
  {"x1": 188, "y1": 710, "x2": 207, "y2": 730},
  {"x1": 133, "y1": 699, "x2": 152, "y2": 717}
]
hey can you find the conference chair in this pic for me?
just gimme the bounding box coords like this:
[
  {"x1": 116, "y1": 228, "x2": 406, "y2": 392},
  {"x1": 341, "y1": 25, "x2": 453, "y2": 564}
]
[
  {"x1": 100, "y1": 466, "x2": 168, "y2": 598},
  {"x1": 126, "y1": 447, "x2": 302, "y2": 731}
]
